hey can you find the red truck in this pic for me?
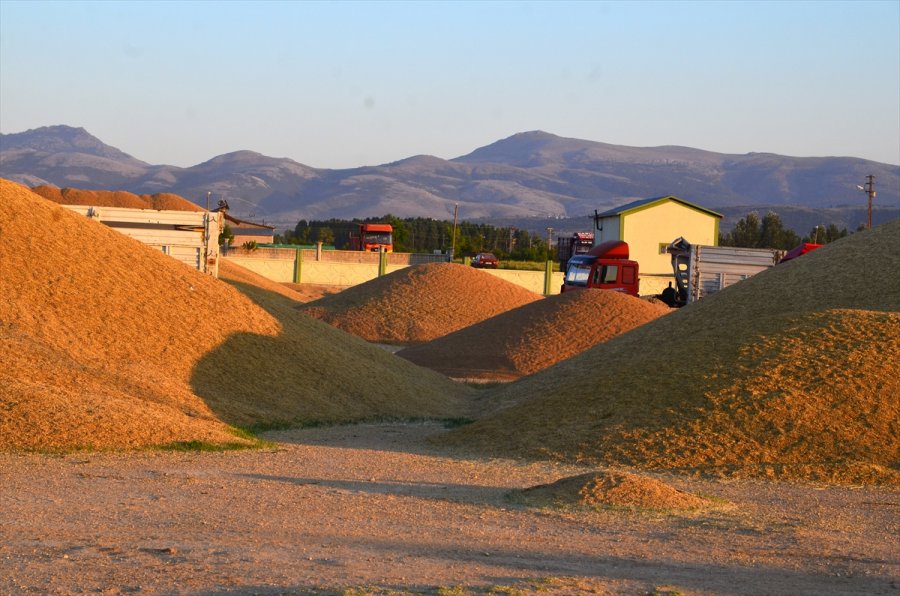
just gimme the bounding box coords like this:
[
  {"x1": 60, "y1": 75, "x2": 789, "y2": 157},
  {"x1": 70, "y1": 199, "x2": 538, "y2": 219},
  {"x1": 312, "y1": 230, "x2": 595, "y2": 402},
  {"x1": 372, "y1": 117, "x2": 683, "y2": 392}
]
[
  {"x1": 349, "y1": 223, "x2": 394, "y2": 252},
  {"x1": 560, "y1": 240, "x2": 639, "y2": 295},
  {"x1": 556, "y1": 232, "x2": 595, "y2": 272}
]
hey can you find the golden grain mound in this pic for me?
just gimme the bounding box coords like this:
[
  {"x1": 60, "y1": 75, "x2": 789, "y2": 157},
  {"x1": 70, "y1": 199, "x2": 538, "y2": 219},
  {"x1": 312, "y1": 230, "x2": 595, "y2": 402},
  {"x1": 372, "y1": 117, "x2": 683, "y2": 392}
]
[
  {"x1": 30, "y1": 185, "x2": 203, "y2": 212},
  {"x1": 514, "y1": 471, "x2": 709, "y2": 511},
  {"x1": 440, "y1": 221, "x2": 900, "y2": 485},
  {"x1": 298, "y1": 263, "x2": 543, "y2": 344},
  {"x1": 0, "y1": 180, "x2": 469, "y2": 451},
  {"x1": 218, "y1": 259, "x2": 305, "y2": 302},
  {"x1": 397, "y1": 290, "x2": 671, "y2": 380}
]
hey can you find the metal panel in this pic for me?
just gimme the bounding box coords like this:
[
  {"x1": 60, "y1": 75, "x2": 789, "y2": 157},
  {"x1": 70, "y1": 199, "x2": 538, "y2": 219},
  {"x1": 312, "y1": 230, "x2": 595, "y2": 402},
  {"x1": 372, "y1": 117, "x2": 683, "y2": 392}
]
[
  {"x1": 688, "y1": 245, "x2": 779, "y2": 303},
  {"x1": 63, "y1": 205, "x2": 220, "y2": 276}
]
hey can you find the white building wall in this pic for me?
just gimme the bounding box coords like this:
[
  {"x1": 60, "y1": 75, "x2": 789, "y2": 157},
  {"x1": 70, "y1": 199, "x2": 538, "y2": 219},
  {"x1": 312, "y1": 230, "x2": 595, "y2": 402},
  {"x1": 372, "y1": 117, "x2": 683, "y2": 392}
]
[{"x1": 63, "y1": 205, "x2": 220, "y2": 276}]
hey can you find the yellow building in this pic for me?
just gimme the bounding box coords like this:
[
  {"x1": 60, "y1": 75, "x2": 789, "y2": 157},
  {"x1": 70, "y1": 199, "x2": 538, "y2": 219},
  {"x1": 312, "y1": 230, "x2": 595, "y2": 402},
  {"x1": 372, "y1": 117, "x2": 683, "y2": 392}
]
[{"x1": 594, "y1": 195, "x2": 722, "y2": 295}]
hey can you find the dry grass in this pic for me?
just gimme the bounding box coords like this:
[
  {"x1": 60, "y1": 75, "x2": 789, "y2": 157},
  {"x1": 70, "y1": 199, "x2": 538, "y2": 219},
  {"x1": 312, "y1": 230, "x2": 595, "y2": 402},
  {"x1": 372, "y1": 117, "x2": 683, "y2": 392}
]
[
  {"x1": 439, "y1": 220, "x2": 900, "y2": 485},
  {"x1": 0, "y1": 180, "x2": 470, "y2": 451},
  {"x1": 397, "y1": 290, "x2": 671, "y2": 380},
  {"x1": 298, "y1": 262, "x2": 543, "y2": 344}
]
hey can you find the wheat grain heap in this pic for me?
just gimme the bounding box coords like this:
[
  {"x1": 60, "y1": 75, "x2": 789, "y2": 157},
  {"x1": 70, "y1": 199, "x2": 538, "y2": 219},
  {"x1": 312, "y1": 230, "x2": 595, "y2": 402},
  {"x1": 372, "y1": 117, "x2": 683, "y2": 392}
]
[
  {"x1": 298, "y1": 262, "x2": 543, "y2": 344},
  {"x1": 439, "y1": 220, "x2": 900, "y2": 485},
  {"x1": 30, "y1": 185, "x2": 203, "y2": 211},
  {"x1": 514, "y1": 471, "x2": 709, "y2": 511},
  {"x1": 0, "y1": 180, "x2": 469, "y2": 451},
  {"x1": 397, "y1": 290, "x2": 671, "y2": 380}
]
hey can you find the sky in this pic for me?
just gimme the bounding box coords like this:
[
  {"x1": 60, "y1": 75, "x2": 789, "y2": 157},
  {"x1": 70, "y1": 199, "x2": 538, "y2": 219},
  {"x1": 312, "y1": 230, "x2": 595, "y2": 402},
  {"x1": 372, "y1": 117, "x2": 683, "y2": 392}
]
[{"x1": 1, "y1": 0, "x2": 898, "y2": 169}]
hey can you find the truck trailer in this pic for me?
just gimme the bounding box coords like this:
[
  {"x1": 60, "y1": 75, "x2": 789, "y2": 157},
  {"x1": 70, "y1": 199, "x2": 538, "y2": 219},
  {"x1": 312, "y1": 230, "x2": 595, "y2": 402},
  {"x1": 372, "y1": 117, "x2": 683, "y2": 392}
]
[
  {"x1": 666, "y1": 237, "x2": 781, "y2": 306},
  {"x1": 560, "y1": 236, "x2": 782, "y2": 305}
]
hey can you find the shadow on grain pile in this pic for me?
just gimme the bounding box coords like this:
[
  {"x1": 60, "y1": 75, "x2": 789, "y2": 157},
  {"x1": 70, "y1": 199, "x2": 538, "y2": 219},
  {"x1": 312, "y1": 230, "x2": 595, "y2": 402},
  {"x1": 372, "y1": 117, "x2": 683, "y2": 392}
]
[
  {"x1": 297, "y1": 262, "x2": 543, "y2": 344},
  {"x1": 0, "y1": 180, "x2": 471, "y2": 452},
  {"x1": 437, "y1": 220, "x2": 900, "y2": 486},
  {"x1": 397, "y1": 290, "x2": 672, "y2": 381}
]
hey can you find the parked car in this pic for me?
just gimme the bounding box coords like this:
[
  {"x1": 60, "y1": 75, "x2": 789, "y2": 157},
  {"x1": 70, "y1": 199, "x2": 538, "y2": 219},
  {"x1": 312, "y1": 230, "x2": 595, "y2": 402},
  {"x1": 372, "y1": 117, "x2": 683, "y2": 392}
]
[{"x1": 471, "y1": 252, "x2": 499, "y2": 268}]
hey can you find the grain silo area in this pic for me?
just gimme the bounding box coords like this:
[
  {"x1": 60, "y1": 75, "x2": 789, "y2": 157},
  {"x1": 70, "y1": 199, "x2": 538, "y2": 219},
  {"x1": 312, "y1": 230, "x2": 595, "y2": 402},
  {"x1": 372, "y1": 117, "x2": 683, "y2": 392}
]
[{"x1": 1, "y1": 179, "x2": 898, "y2": 594}]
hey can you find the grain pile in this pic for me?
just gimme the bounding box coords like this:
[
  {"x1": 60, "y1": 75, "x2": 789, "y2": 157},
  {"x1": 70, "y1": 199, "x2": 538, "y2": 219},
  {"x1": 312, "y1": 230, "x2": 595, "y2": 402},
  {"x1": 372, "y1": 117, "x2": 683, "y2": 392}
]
[
  {"x1": 514, "y1": 471, "x2": 709, "y2": 511},
  {"x1": 218, "y1": 259, "x2": 305, "y2": 302},
  {"x1": 397, "y1": 290, "x2": 671, "y2": 380},
  {"x1": 439, "y1": 220, "x2": 900, "y2": 485},
  {"x1": 298, "y1": 263, "x2": 543, "y2": 344},
  {"x1": 0, "y1": 180, "x2": 469, "y2": 451},
  {"x1": 30, "y1": 185, "x2": 203, "y2": 211}
]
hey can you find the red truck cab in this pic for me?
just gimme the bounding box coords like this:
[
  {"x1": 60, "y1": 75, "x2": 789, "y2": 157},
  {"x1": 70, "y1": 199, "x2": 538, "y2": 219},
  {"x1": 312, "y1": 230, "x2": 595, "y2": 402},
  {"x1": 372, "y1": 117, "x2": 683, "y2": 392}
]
[
  {"x1": 561, "y1": 240, "x2": 639, "y2": 296},
  {"x1": 349, "y1": 223, "x2": 394, "y2": 252}
]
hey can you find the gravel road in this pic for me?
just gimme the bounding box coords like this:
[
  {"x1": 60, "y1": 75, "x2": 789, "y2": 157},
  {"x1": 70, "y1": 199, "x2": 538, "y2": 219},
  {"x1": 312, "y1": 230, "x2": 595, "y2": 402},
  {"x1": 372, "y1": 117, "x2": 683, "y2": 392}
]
[{"x1": 1, "y1": 422, "x2": 897, "y2": 595}]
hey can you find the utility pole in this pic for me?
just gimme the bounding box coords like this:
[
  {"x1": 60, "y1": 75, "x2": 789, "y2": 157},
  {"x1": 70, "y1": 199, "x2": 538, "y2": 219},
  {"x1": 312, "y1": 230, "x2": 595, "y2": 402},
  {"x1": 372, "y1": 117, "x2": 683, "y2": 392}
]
[
  {"x1": 864, "y1": 175, "x2": 875, "y2": 230},
  {"x1": 546, "y1": 227, "x2": 553, "y2": 259},
  {"x1": 451, "y1": 203, "x2": 459, "y2": 260}
]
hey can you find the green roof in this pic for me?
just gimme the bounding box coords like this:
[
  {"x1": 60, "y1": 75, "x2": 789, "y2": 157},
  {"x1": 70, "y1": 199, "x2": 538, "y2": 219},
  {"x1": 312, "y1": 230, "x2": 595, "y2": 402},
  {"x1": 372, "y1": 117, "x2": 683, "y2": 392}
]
[{"x1": 596, "y1": 195, "x2": 723, "y2": 219}]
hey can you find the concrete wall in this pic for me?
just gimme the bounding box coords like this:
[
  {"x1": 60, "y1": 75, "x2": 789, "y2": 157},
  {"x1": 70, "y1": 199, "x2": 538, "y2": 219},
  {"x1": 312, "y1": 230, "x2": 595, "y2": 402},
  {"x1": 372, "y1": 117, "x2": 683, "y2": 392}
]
[
  {"x1": 483, "y1": 268, "x2": 564, "y2": 295},
  {"x1": 223, "y1": 250, "x2": 564, "y2": 295},
  {"x1": 225, "y1": 254, "x2": 296, "y2": 283}
]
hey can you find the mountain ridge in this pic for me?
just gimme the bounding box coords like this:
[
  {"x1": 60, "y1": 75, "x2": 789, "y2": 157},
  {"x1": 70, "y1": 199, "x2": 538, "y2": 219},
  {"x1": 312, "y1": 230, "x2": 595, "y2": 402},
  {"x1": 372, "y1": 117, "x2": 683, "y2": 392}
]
[{"x1": 2, "y1": 125, "x2": 897, "y2": 234}]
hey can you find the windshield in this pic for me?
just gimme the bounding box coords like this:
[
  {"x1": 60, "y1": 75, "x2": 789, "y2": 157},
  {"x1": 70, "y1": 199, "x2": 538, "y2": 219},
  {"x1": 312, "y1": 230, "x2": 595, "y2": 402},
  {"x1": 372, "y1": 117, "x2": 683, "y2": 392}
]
[
  {"x1": 363, "y1": 232, "x2": 392, "y2": 245},
  {"x1": 565, "y1": 264, "x2": 591, "y2": 286}
]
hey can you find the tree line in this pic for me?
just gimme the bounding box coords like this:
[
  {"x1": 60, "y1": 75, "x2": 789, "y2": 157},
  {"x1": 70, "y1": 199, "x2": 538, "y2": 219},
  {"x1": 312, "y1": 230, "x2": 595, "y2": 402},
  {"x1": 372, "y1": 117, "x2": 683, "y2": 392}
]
[
  {"x1": 718, "y1": 211, "x2": 850, "y2": 249},
  {"x1": 266, "y1": 211, "x2": 852, "y2": 258},
  {"x1": 275, "y1": 215, "x2": 553, "y2": 260}
]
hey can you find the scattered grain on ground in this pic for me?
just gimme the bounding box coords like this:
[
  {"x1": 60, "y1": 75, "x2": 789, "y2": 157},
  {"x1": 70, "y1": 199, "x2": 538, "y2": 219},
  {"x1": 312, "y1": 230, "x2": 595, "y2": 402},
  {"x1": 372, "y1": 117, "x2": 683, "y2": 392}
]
[{"x1": 514, "y1": 470, "x2": 711, "y2": 511}]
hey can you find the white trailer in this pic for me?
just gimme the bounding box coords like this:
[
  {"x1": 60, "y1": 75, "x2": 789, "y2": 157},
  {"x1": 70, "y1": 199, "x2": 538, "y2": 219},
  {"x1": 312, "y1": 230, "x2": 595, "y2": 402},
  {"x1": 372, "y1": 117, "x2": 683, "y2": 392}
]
[
  {"x1": 63, "y1": 205, "x2": 221, "y2": 276},
  {"x1": 667, "y1": 237, "x2": 780, "y2": 305}
]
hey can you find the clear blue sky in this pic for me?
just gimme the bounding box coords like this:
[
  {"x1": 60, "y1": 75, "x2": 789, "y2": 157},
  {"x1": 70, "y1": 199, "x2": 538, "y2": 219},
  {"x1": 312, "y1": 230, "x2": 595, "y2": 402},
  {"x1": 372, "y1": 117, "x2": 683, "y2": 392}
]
[{"x1": 2, "y1": 0, "x2": 898, "y2": 168}]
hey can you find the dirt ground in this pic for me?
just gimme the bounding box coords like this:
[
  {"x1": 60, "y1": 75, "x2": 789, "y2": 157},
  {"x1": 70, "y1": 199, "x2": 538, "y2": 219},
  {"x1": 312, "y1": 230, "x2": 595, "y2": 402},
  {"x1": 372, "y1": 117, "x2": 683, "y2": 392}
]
[{"x1": 2, "y1": 422, "x2": 897, "y2": 595}]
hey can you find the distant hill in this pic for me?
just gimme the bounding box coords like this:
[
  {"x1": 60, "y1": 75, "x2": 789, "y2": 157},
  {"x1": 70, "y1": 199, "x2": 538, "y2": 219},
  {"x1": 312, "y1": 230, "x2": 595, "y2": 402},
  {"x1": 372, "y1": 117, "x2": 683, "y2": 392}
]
[{"x1": 2, "y1": 125, "x2": 897, "y2": 235}]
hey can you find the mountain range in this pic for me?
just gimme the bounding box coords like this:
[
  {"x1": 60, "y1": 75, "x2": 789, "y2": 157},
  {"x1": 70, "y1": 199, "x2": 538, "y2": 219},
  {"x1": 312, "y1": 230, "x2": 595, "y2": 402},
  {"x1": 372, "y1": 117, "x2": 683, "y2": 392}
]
[{"x1": 2, "y1": 125, "x2": 897, "y2": 235}]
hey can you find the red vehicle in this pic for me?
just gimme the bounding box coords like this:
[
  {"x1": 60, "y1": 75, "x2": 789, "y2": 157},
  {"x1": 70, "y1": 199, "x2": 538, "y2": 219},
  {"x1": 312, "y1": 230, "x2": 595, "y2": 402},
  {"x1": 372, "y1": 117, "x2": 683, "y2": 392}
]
[
  {"x1": 561, "y1": 240, "x2": 639, "y2": 296},
  {"x1": 471, "y1": 252, "x2": 499, "y2": 268},
  {"x1": 556, "y1": 232, "x2": 595, "y2": 271},
  {"x1": 349, "y1": 223, "x2": 393, "y2": 252},
  {"x1": 779, "y1": 242, "x2": 823, "y2": 264}
]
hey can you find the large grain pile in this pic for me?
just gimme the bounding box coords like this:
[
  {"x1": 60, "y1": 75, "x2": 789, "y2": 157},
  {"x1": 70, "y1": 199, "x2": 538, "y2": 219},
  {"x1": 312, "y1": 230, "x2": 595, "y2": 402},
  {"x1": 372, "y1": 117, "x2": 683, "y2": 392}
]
[
  {"x1": 439, "y1": 220, "x2": 900, "y2": 485},
  {"x1": 397, "y1": 290, "x2": 671, "y2": 380},
  {"x1": 0, "y1": 180, "x2": 469, "y2": 451},
  {"x1": 298, "y1": 263, "x2": 543, "y2": 344},
  {"x1": 30, "y1": 185, "x2": 203, "y2": 211}
]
